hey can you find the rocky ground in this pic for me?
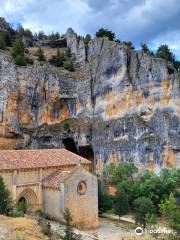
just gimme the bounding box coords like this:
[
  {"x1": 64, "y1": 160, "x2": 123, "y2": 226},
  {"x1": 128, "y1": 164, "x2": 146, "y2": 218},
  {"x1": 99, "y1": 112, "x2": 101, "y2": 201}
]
[
  {"x1": 0, "y1": 215, "x2": 152, "y2": 240},
  {"x1": 51, "y1": 217, "x2": 152, "y2": 240}
]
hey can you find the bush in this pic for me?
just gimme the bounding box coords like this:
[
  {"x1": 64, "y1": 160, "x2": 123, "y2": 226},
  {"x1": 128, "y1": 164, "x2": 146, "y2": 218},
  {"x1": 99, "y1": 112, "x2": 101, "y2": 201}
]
[
  {"x1": 49, "y1": 49, "x2": 65, "y2": 67},
  {"x1": 25, "y1": 57, "x2": 33, "y2": 65},
  {"x1": 40, "y1": 220, "x2": 51, "y2": 236},
  {"x1": 35, "y1": 208, "x2": 47, "y2": 218},
  {"x1": 63, "y1": 122, "x2": 70, "y2": 131},
  {"x1": 64, "y1": 60, "x2": 75, "y2": 72},
  {"x1": 15, "y1": 55, "x2": 27, "y2": 66},
  {"x1": 96, "y1": 28, "x2": 115, "y2": 41},
  {"x1": 133, "y1": 197, "x2": 156, "y2": 228}
]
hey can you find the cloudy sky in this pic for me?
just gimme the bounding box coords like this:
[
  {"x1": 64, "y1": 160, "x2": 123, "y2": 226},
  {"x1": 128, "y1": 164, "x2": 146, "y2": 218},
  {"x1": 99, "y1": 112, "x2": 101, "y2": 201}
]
[{"x1": 0, "y1": 0, "x2": 180, "y2": 58}]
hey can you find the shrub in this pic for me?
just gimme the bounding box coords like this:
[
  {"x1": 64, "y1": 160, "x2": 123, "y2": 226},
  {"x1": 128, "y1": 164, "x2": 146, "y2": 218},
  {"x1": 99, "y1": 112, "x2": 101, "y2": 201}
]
[
  {"x1": 49, "y1": 48, "x2": 65, "y2": 67},
  {"x1": 35, "y1": 208, "x2": 47, "y2": 218},
  {"x1": 40, "y1": 220, "x2": 51, "y2": 236},
  {"x1": 64, "y1": 60, "x2": 75, "y2": 72},
  {"x1": 25, "y1": 57, "x2": 33, "y2": 65},
  {"x1": 96, "y1": 28, "x2": 115, "y2": 41},
  {"x1": 133, "y1": 197, "x2": 156, "y2": 228},
  {"x1": 15, "y1": 55, "x2": 27, "y2": 66},
  {"x1": 63, "y1": 122, "x2": 70, "y2": 131}
]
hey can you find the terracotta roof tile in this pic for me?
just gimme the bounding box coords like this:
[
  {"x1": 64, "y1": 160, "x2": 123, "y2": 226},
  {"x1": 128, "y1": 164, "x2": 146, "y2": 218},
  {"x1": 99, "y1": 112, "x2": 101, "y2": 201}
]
[
  {"x1": 0, "y1": 149, "x2": 91, "y2": 170},
  {"x1": 42, "y1": 170, "x2": 71, "y2": 189}
]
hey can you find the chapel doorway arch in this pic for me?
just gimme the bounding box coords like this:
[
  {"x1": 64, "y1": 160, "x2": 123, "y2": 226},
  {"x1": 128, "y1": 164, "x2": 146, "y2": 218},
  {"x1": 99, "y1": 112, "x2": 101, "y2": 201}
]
[{"x1": 17, "y1": 188, "x2": 38, "y2": 213}]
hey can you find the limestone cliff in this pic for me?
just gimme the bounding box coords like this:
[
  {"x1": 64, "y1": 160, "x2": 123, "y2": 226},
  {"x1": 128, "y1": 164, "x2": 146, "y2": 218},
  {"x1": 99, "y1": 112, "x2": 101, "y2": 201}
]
[{"x1": 0, "y1": 29, "x2": 179, "y2": 174}]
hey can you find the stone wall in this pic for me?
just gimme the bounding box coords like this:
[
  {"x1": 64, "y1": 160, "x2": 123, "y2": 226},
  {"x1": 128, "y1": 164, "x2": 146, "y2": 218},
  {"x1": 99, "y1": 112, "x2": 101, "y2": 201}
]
[{"x1": 64, "y1": 167, "x2": 98, "y2": 229}]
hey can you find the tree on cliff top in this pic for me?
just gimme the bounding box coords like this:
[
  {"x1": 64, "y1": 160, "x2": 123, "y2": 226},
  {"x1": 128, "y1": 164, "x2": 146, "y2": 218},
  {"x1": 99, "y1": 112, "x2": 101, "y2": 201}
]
[
  {"x1": 156, "y1": 44, "x2": 175, "y2": 64},
  {"x1": 0, "y1": 176, "x2": 12, "y2": 215},
  {"x1": 96, "y1": 28, "x2": 115, "y2": 41}
]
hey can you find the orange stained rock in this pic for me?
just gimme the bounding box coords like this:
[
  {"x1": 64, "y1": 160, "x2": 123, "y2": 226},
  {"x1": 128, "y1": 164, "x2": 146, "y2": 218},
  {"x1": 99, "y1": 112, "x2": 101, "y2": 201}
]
[
  {"x1": 108, "y1": 152, "x2": 118, "y2": 164},
  {"x1": 135, "y1": 89, "x2": 143, "y2": 106},
  {"x1": 162, "y1": 144, "x2": 176, "y2": 168},
  {"x1": 76, "y1": 100, "x2": 82, "y2": 114},
  {"x1": 147, "y1": 161, "x2": 156, "y2": 172},
  {"x1": 108, "y1": 186, "x2": 117, "y2": 196},
  {"x1": 97, "y1": 154, "x2": 103, "y2": 176},
  {"x1": 103, "y1": 90, "x2": 118, "y2": 103},
  {"x1": 160, "y1": 79, "x2": 170, "y2": 105}
]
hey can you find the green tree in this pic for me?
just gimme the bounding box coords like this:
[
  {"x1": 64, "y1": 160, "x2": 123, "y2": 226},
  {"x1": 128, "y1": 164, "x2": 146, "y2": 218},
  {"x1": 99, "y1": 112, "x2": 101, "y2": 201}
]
[
  {"x1": 114, "y1": 190, "x2": 129, "y2": 218},
  {"x1": 0, "y1": 176, "x2": 12, "y2": 215},
  {"x1": 133, "y1": 197, "x2": 156, "y2": 228},
  {"x1": 49, "y1": 32, "x2": 60, "y2": 40},
  {"x1": 123, "y1": 41, "x2": 135, "y2": 49},
  {"x1": 84, "y1": 34, "x2": 91, "y2": 45},
  {"x1": 156, "y1": 44, "x2": 175, "y2": 63},
  {"x1": 141, "y1": 43, "x2": 151, "y2": 53},
  {"x1": 96, "y1": 28, "x2": 115, "y2": 41},
  {"x1": 12, "y1": 37, "x2": 25, "y2": 57},
  {"x1": 38, "y1": 31, "x2": 46, "y2": 40},
  {"x1": 98, "y1": 180, "x2": 112, "y2": 214},
  {"x1": 14, "y1": 55, "x2": 27, "y2": 66},
  {"x1": 0, "y1": 35, "x2": 6, "y2": 50},
  {"x1": 159, "y1": 193, "x2": 180, "y2": 237},
  {"x1": 64, "y1": 60, "x2": 75, "y2": 72},
  {"x1": 116, "y1": 180, "x2": 139, "y2": 208},
  {"x1": 36, "y1": 48, "x2": 46, "y2": 61},
  {"x1": 106, "y1": 162, "x2": 137, "y2": 186},
  {"x1": 50, "y1": 48, "x2": 65, "y2": 67}
]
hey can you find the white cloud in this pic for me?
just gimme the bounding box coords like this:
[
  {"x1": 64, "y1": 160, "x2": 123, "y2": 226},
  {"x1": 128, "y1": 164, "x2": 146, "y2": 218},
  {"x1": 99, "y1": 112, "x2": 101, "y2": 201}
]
[{"x1": 0, "y1": 0, "x2": 179, "y2": 58}]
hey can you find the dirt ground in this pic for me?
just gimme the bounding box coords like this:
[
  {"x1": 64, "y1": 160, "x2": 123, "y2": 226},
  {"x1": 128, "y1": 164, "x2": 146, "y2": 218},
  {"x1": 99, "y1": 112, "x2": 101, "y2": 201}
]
[{"x1": 0, "y1": 215, "x2": 48, "y2": 240}]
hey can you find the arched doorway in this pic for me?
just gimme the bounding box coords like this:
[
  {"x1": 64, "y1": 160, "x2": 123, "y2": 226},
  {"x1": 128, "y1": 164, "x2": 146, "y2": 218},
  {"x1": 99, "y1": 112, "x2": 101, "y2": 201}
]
[{"x1": 17, "y1": 189, "x2": 38, "y2": 213}]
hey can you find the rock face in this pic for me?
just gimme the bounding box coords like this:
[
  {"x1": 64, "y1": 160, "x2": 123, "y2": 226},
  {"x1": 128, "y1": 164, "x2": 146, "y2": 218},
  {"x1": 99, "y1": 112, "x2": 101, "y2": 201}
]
[
  {"x1": 0, "y1": 17, "x2": 10, "y2": 31},
  {"x1": 0, "y1": 29, "x2": 180, "y2": 174}
]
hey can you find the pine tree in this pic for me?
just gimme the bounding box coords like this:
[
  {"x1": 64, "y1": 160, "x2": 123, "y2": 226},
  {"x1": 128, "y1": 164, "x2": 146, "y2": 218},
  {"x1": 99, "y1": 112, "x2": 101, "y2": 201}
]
[
  {"x1": 12, "y1": 37, "x2": 25, "y2": 57},
  {"x1": 36, "y1": 48, "x2": 46, "y2": 61},
  {"x1": 114, "y1": 190, "x2": 129, "y2": 218},
  {"x1": 49, "y1": 48, "x2": 65, "y2": 67}
]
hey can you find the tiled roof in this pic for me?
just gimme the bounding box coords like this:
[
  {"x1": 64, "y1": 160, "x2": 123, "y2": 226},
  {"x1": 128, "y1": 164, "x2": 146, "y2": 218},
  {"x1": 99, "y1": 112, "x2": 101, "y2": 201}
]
[
  {"x1": 42, "y1": 170, "x2": 71, "y2": 189},
  {"x1": 0, "y1": 149, "x2": 91, "y2": 170}
]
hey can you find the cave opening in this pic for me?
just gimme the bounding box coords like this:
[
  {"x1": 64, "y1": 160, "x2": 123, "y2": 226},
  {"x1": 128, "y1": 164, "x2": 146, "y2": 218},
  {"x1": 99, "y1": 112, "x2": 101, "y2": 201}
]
[
  {"x1": 62, "y1": 138, "x2": 78, "y2": 154},
  {"x1": 62, "y1": 138, "x2": 94, "y2": 162},
  {"x1": 79, "y1": 145, "x2": 94, "y2": 162}
]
